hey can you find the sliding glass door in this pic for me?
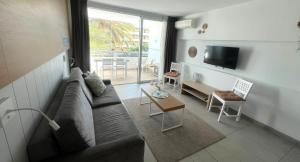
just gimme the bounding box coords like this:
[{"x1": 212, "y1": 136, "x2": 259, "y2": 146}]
[
  {"x1": 88, "y1": 8, "x2": 164, "y2": 85},
  {"x1": 140, "y1": 19, "x2": 164, "y2": 83}
]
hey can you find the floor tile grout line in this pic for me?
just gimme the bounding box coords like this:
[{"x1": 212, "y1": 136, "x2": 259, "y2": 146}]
[
  {"x1": 204, "y1": 148, "x2": 219, "y2": 162},
  {"x1": 225, "y1": 118, "x2": 255, "y2": 135},
  {"x1": 278, "y1": 143, "x2": 297, "y2": 162},
  {"x1": 204, "y1": 124, "x2": 252, "y2": 161}
]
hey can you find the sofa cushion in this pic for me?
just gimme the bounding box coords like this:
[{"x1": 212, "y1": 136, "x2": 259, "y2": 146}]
[
  {"x1": 54, "y1": 82, "x2": 96, "y2": 153},
  {"x1": 91, "y1": 84, "x2": 121, "y2": 108},
  {"x1": 27, "y1": 80, "x2": 68, "y2": 162},
  {"x1": 165, "y1": 71, "x2": 179, "y2": 77},
  {"x1": 215, "y1": 90, "x2": 245, "y2": 101},
  {"x1": 68, "y1": 68, "x2": 120, "y2": 108},
  {"x1": 68, "y1": 67, "x2": 94, "y2": 105},
  {"x1": 84, "y1": 72, "x2": 106, "y2": 97},
  {"x1": 92, "y1": 103, "x2": 142, "y2": 145}
]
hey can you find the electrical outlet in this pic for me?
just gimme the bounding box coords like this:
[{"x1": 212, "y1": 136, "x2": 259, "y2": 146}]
[{"x1": 0, "y1": 97, "x2": 16, "y2": 128}]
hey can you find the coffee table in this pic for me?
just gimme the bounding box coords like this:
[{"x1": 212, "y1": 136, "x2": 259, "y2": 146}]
[{"x1": 140, "y1": 85, "x2": 185, "y2": 132}]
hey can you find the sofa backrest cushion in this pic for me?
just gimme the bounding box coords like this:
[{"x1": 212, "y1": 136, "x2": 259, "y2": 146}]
[
  {"x1": 54, "y1": 82, "x2": 96, "y2": 153},
  {"x1": 68, "y1": 67, "x2": 93, "y2": 104}
]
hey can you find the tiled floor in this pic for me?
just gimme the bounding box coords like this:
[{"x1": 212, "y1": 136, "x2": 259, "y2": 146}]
[{"x1": 115, "y1": 83, "x2": 300, "y2": 162}]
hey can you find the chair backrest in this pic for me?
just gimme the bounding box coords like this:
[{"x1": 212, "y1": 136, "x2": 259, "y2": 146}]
[
  {"x1": 145, "y1": 59, "x2": 153, "y2": 65},
  {"x1": 116, "y1": 58, "x2": 125, "y2": 65},
  {"x1": 232, "y1": 78, "x2": 253, "y2": 100},
  {"x1": 102, "y1": 58, "x2": 113, "y2": 65},
  {"x1": 170, "y1": 62, "x2": 182, "y2": 73}
]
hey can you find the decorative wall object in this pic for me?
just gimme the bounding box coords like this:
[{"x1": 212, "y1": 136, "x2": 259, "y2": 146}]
[
  {"x1": 297, "y1": 21, "x2": 300, "y2": 28},
  {"x1": 198, "y1": 23, "x2": 208, "y2": 34},
  {"x1": 188, "y1": 46, "x2": 198, "y2": 58}
]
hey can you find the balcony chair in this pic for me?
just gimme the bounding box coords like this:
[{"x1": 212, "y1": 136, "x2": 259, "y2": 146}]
[
  {"x1": 101, "y1": 58, "x2": 113, "y2": 78},
  {"x1": 163, "y1": 62, "x2": 183, "y2": 89},
  {"x1": 141, "y1": 58, "x2": 154, "y2": 72},
  {"x1": 114, "y1": 58, "x2": 127, "y2": 78},
  {"x1": 208, "y1": 78, "x2": 253, "y2": 122}
]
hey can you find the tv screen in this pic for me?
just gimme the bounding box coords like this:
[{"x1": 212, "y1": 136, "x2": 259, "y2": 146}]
[{"x1": 204, "y1": 46, "x2": 239, "y2": 69}]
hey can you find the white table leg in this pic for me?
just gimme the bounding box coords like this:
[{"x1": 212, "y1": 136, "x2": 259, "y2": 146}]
[
  {"x1": 140, "y1": 90, "x2": 151, "y2": 105},
  {"x1": 161, "y1": 108, "x2": 184, "y2": 132},
  {"x1": 208, "y1": 95, "x2": 214, "y2": 112}
]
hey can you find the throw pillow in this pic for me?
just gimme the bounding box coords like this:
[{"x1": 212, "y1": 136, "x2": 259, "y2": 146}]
[{"x1": 84, "y1": 72, "x2": 106, "y2": 96}]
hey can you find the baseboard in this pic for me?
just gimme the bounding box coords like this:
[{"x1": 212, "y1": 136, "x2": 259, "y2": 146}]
[
  {"x1": 242, "y1": 114, "x2": 300, "y2": 145},
  {"x1": 209, "y1": 106, "x2": 300, "y2": 144}
]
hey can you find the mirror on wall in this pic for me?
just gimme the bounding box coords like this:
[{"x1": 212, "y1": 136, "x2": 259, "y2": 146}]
[{"x1": 188, "y1": 46, "x2": 197, "y2": 58}]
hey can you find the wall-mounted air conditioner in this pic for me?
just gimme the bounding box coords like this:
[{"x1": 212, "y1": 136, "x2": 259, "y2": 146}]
[{"x1": 175, "y1": 19, "x2": 195, "y2": 29}]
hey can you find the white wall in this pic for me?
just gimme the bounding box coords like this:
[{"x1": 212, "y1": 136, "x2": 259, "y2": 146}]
[
  {"x1": 177, "y1": 0, "x2": 300, "y2": 140},
  {"x1": 0, "y1": 52, "x2": 69, "y2": 162}
]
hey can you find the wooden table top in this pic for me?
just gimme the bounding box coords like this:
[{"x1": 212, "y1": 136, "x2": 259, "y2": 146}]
[{"x1": 141, "y1": 85, "x2": 185, "y2": 112}]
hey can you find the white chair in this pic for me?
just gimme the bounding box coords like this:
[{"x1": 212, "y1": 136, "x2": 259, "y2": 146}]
[
  {"x1": 141, "y1": 58, "x2": 154, "y2": 72},
  {"x1": 114, "y1": 58, "x2": 127, "y2": 78},
  {"x1": 208, "y1": 78, "x2": 253, "y2": 122},
  {"x1": 101, "y1": 58, "x2": 113, "y2": 79},
  {"x1": 163, "y1": 62, "x2": 182, "y2": 88}
]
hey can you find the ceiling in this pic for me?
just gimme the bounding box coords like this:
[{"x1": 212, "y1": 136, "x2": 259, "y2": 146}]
[{"x1": 90, "y1": 0, "x2": 254, "y2": 16}]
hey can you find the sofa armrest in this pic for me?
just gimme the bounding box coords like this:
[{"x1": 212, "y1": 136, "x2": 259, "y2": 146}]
[
  {"x1": 102, "y1": 79, "x2": 111, "y2": 85},
  {"x1": 46, "y1": 134, "x2": 145, "y2": 162}
]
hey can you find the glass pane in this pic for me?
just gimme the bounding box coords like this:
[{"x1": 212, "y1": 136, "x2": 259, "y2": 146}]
[
  {"x1": 88, "y1": 8, "x2": 140, "y2": 85},
  {"x1": 141, "y1": 19, "x2": 163, "y2": 82}
]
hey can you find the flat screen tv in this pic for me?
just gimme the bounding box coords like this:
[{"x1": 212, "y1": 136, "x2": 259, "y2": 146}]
[{"x1": 204, "y1": 46, "x2": 239, "y2": 69}]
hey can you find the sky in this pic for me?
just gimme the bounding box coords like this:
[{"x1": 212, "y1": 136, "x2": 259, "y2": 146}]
[{"x1": 88, "y1": 8, "x2": 140, "y2": 27}]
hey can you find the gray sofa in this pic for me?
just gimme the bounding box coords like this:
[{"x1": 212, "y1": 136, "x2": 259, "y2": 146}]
[{"x1": 27, "y1": 68, "x2": 145, "y2": 162}]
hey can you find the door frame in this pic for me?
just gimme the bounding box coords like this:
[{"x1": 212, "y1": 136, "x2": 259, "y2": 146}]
[
  {"x1": 137, "y1": 17, "x2": 144, "y2": 84},
  {"x1": 87, "y1": 7, "x2": 164, "y2": 84}
]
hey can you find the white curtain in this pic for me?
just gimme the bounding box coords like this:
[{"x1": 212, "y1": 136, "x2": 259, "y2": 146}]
[{"x1": 158, "y1": 18, "x2": 168, "y2": 81}]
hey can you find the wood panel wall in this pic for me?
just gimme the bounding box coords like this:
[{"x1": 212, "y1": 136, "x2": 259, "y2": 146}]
[{"x1": 0, "y1": 0, "x2": 70, "y2": 89}]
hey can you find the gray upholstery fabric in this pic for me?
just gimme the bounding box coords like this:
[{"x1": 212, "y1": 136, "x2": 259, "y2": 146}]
[
  {"x1": 44, "y1": 104, "x2": 145, "y2": 162},
  {"x1": 93, "y1": 104, "x2": 141, "y2": 144},
  {"x1": 44, "y1": 135, "x2": 144, "y2": 162},
  {"x1": 28, "y1": 68, "x2": 144, "y2": 162},
  {"x1": 54, "y1": 82, "x2": 96, "y2": 153},
  {"x1": 68, "y1": 67, "x2": 93, "y2": 105},
  {"x1": 84, "y1": 72, "x2": 106, "y2": 97},
  {"x1": 91, "y1": 85, "x2": 121, "y2": 108},
  {"x1": 27, "y1": 80, "x2": 68, "y2": 162},
  {"x1": 82, "y1": 71, "x2": 91, "y2": 78},
  {"x1": 102, "y1": 79, "x2": 111, "y2": 85},
  {"x1": 68, "y1": 68, "x2": 121, "y2": 108}
]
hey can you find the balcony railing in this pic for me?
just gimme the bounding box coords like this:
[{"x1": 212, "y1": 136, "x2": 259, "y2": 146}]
[{"x1": 90, "y1": 50, "x2": 159, "y2": 85}]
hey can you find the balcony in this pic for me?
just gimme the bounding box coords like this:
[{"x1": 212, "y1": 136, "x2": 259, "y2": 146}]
[{"x1": 90, "y1": 50, "x2": 160, "y2": 85}]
